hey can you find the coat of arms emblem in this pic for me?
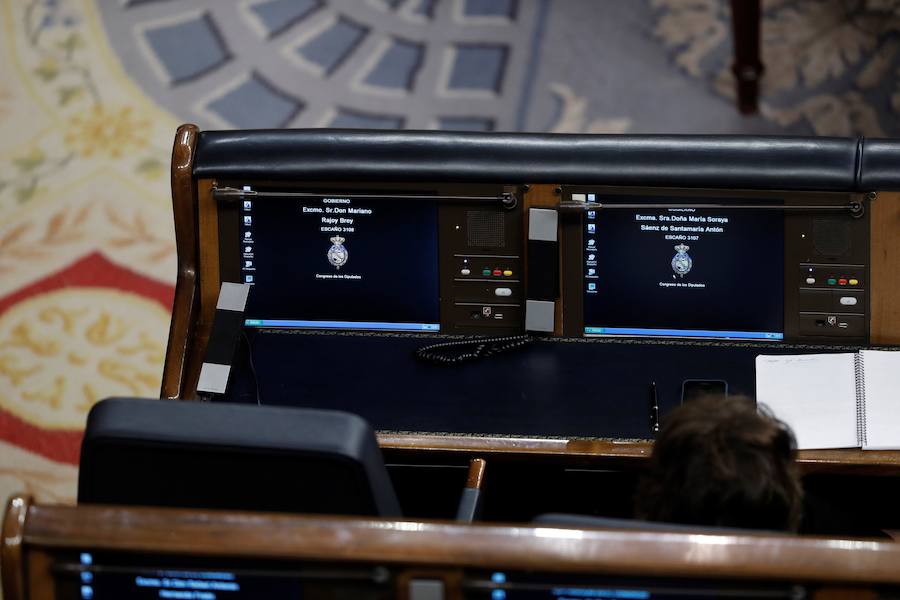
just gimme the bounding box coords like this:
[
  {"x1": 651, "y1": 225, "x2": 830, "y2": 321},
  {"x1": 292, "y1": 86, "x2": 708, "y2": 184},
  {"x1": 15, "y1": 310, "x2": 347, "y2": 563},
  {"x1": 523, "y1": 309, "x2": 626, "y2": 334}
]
[
  {"x1": 671, "y1": 243, "x2": 692, "y2": 277},
  {"x1": 327, "y1": 235, "x2": 348, "y2": 269}
]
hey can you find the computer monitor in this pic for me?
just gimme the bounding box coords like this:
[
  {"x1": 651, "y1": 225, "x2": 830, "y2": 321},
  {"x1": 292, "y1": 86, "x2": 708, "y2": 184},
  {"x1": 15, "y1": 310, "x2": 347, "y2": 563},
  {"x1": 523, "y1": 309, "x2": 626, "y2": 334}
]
[
  {"x1": 234, "y1": 191, "x2": 440, "y2": 333},
  {"x1": 579, "y1": 193, "x2": 785, "y2": 341},
  {"x1": 468, "y1": 570, "x2": 804, "y2": 600},
  {"x1": 57, "y1": 551, "x2": 388, "y2": 599}
]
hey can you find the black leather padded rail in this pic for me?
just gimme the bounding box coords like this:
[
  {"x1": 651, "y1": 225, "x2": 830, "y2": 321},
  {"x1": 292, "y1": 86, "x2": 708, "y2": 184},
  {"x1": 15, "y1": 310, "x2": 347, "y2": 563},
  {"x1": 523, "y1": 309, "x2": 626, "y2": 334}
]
[
  {"x1": 192, "y1": 129, "x2": 900, "y2": 191},
  {"x1": 859, "y1": 138, "x2": 900, "y2": 190}
]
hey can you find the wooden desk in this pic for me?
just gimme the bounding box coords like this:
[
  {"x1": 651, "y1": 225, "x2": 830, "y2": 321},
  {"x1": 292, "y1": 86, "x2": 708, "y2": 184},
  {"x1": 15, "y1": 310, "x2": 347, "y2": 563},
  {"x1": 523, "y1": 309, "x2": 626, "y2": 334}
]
[
  {"x1": 5, "y1": 495, "x2": 900, "y2": 600},
  {"x1": 161, "y1": 125, "x2": 900, "y2": 482},
  {"x1": 380, "y1": 434, "x2": 900, "y2": 476}
]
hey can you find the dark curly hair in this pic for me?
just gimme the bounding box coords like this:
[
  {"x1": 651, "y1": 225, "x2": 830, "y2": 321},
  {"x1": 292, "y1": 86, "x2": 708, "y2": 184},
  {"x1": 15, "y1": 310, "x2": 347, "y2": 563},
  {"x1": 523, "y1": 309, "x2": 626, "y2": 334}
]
[{"x1": 634, "y1": 394, "x2": 803, "y2": 532}]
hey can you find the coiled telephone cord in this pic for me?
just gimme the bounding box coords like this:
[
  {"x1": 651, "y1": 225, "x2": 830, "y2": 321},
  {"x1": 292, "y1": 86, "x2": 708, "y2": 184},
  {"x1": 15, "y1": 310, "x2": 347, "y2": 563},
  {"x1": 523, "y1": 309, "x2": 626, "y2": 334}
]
[{"x1": 415, "y1": 334, "x2": 532, "y2": 365}]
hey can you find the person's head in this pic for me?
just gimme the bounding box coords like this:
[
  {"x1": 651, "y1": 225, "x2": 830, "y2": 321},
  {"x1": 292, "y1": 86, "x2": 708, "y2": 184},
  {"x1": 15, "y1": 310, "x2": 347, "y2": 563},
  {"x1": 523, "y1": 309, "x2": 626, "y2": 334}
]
[{"x1": 634, "y1": 394, "x2": 802, "y2": 532}]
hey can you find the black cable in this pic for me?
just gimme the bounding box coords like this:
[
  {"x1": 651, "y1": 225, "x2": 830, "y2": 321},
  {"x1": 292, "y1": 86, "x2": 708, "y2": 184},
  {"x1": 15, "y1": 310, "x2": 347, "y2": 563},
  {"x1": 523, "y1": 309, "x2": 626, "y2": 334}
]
[
  {"x1": 415, "y1": 334, "x2": 532, "y2": 366},
  {"x1": 241, "y1": 329, "x2": 262, "y2": 405}
]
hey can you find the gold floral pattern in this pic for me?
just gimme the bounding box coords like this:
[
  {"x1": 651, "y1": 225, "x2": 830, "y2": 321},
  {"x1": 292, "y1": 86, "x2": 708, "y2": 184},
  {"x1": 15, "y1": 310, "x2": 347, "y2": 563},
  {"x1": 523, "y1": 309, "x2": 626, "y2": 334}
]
[
  {"x1": 0, "y1": 288, "x2": 170, "y2": 429},
  {"x1": 0, "y1": 204, "x2": 89, "y2": 270},
  {"x1": 1, "y1": 0, "x2": 173, "y2": 516},
  {"x1": 64, "y1": 105, "x2": 151, "y2": 159},
  {"x1": 0, "y1": 202, "x2": 175, "y2": 276},
  {"x1": 103, "y1": 204, "x2": 176, "y2": 262},
  {"x1": 0, "y1": 0, "x2": 172, "y2": 211}
]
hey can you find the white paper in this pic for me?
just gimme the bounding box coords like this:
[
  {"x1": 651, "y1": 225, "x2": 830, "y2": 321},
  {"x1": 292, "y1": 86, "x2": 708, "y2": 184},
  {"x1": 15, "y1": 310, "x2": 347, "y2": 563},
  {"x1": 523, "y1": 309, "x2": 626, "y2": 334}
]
[
  {"x1": 860, "y1": 350, "x2": 900, "y2": 450},
  {"x1": 755, "y1": 353, "x2": 858, "y2": 450}
]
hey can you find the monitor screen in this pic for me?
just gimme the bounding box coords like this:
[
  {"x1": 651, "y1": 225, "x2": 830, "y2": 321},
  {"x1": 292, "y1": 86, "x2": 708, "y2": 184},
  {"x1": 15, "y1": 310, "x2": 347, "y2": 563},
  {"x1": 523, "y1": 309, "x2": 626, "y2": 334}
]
[
  {"x1": 468, "y1": 570, "x2": 803, "y2": 600},
  {"x1": 582, "y1": 195, "x2": 784, "y2": 340},
  {"x1": 61, "y1": 552, "x2": 386, "y2": 600},
  {"x1": 80, "y1": 565, "x2": 299, "y2": 599},
  {"x1": 239, "y1": 193, "x2": 440, "y2": 332}
]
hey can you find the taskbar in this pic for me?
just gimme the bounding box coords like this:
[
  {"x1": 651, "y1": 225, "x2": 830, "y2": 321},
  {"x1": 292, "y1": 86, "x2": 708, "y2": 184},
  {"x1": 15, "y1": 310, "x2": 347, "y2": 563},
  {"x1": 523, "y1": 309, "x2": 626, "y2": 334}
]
[
  {"x1": 244, "y1": 319, "x2": 440, "y2": 332},
  {"x1": 583, "y1": 326, "x2": 783, "y2": 340}
]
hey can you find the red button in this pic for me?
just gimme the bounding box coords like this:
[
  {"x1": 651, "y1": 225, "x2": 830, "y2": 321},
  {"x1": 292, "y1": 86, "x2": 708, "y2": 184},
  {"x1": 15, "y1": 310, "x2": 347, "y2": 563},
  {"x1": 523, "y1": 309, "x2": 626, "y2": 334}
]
[
  {"x1": 838, "y1": 278, "x2": 848, "y2": 285},
  {"x1": 492, "y1": 269, "x2": 502, "y2": 276}
]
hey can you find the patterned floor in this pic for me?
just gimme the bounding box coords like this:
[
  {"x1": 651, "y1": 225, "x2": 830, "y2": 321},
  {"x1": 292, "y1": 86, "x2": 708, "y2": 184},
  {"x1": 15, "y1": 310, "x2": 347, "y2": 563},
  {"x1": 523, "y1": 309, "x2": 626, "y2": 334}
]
[
  {"x1": 97, "y1": 0, "x2": 541, "y2": 131},
  {"x1": 1, "y1": 0, "x2": 899, "y2": 520}
]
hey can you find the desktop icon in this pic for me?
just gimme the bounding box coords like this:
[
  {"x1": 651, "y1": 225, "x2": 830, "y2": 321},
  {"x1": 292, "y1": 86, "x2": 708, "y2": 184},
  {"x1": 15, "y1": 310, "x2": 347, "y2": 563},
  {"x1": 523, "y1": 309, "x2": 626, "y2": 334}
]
[
  {"x1": 587, "y1": 210, "x2": 596, "y2": 219},
  {"x1": 587, "y1": 283, "x2": 597, "y2": 291},
  {"x1": 587, "y1": 193, "x2": 596, "y2": 202},
  {"x1": 588, "y1": 268, "x2": 596, "y2": 276},
  {"x1": 588, "y1": 239, "x2": 596, "y2": 246},
  {"x1": 245, "y1": 246, "x2": 252, "y2": 253},
  {"x1": 243, "y1": 200, "x2": 252, "y2": 210},
  {"x1": 245, "y1": 275, "x2": 254, "y2": 283},
  {"x1": 245, "y1": 260, "x2": 253, "y2": 268},
  {"x1": 588, "y1": 253, "x2": 596, "y2": 261},
  {"x1": 587, "y1": 223, "x2": 596, "y2": 233},
  {"x1": 243, "y1": 216, "x2": 252, "y2": 225},
  {"x1": 244, "y1": 231, "x2": 252, "y2": 238}
]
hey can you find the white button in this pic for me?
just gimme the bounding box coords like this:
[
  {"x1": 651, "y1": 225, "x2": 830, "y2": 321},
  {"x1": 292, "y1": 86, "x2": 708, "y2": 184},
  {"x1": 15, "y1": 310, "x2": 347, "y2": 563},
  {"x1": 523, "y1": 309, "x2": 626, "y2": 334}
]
[
  {"x1": 495, "y1": 288, "x2": 512, "y2": 297},
  {"x1": 839, "y1": 296, "x2": 857, "y2": 306},
  {"x1": 460, "y1": 268, "x2": 471, "y2": 275},
  {"x1": 805, "y1": 277, "x2": 815, "y2": 285}
]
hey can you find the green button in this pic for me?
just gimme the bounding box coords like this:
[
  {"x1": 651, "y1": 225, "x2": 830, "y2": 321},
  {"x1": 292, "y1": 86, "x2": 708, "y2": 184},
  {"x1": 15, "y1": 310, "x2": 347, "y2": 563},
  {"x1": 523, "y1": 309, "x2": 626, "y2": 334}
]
[
  {"x1": 482, "y1": 269, "x2": 492, "y2": 276},
  {"x1": 827, "y1": 277, "x2": 837, "y2": 285}
]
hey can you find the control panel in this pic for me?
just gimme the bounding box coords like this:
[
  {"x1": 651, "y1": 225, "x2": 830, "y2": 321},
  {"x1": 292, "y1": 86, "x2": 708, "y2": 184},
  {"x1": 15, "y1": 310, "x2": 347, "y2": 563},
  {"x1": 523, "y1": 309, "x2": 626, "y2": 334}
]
[
  {"x1": 797, "y1": 263, "x2": 866, "y2": 337},
  {"x1": 785, "y1": 203, "x2": 870, "y2": 343},
  {"x1": 439, "y1": 201, "x2": 524, "y2": 333}
]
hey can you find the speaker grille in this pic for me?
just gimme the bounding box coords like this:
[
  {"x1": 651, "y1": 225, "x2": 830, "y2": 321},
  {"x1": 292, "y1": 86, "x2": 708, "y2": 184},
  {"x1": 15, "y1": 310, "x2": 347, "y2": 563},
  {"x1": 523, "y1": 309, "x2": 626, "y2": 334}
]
[
  {"x1": 467, "y1": 209, "x2": 505, "y2": 248},
  {"x1": 813, "y1": 218, "x2": 851, "y2": 257}
]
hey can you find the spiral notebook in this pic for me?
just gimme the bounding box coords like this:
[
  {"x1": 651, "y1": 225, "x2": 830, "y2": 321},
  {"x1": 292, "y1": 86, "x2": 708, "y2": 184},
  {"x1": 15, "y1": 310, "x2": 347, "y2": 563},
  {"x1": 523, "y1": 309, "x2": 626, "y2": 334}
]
[{"x1": 755, "y1": 350, "x2": 900, "y2": 450}]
